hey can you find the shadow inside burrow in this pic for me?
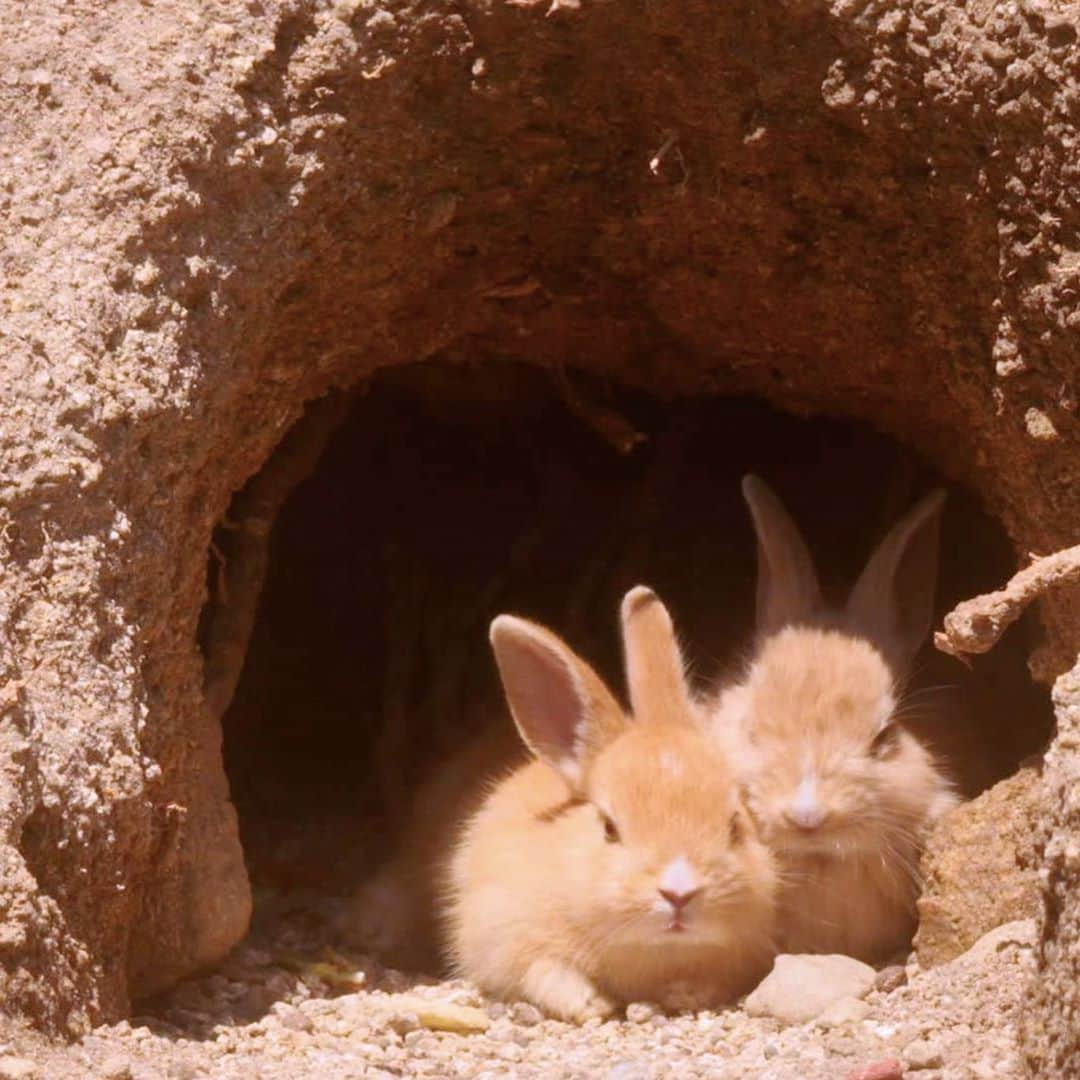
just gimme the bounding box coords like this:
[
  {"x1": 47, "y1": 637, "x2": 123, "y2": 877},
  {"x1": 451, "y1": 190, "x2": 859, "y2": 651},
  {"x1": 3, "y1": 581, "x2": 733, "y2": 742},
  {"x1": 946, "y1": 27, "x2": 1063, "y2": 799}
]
[{"x1": 195, "y1": 360, "x2": 1052, "y2": 990}]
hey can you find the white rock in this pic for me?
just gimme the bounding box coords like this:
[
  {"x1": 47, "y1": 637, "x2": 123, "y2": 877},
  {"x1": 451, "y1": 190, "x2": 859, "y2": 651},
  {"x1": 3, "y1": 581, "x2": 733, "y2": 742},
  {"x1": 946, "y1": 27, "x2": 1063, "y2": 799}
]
[
  {"x1": 625, "y1": 1002, "x2": 658, "y2": 1024},
  {"x1": 277, "y1": 1004, "x2": 314, "y2": 1033},
  {"x1": 874, "y1": 964, "x2": 908, "y2": 993},
  {"x1": 904, "y1": 1036, "x2": 945, "y2": 1070},
  {"x1": 607, "y1": 1063, "x2": 650, "y2": 1080},
  {"x1": 814, "y1": 995, "x2": 871, "y2": 1029},
  {"x1": 0, "y1": 1059, "x2": 39, "y2": 1080},
  {"x1": 960, "y1": 919, "x2": 1036, "y2": 965},
  {"x1": 743, "y1": 954, "x2": 877, "y2": 1024},
  {"x1": 100, "y1": 1056, "x2": 132, "y2": 1080},
  {"x1": 509, "y1": 1002, "x2": 543, "y2": 1026}
]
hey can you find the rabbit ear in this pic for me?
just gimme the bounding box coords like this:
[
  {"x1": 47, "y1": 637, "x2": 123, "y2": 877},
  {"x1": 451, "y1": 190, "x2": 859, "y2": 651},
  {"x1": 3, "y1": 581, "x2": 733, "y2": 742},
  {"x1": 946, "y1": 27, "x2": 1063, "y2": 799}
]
[
  {"x1": 741, "y1": 475, "x2": 823, "y2": 636},
  {"x1": 846, "y1": 489, "x2": 947, "y2": 675},
  {"x1": 620, "y1": 586, "x2": 695, "y2": 724},
  {"x1": 489, "y1": 616, "x2": 626, "y2": 790}
]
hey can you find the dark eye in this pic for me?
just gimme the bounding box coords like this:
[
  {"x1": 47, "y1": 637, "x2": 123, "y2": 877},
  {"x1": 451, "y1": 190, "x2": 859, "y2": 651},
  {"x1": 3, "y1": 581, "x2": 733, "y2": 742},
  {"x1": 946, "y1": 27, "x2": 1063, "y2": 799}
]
[
  {"x1": 870, "y1": 723, "x2": 901, "y2": 759},
  {"x1": 600, "y1": 812, "x2": 620, "y2": 844},
  {"x1": 729, "y1": 812, "x2": 744, "y2": 845}
]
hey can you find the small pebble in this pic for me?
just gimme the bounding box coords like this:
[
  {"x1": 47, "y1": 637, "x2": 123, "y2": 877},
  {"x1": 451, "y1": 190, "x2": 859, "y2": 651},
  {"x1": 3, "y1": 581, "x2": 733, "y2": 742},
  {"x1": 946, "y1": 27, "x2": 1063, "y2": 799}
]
[
  {"x1": 874, "y1": 966, "x2": 908, "y2": 993},
  {"x1": 1024, "y1": 406, "x2": 1058, "y2": 441},
  {"x1": 607, "y1": 1062, "x2": 649, "y2": 1080},
  {"x1": 625, "y1": 1002, "x2": 658, "y2": 1024},
  {"x1": 509, "y1": 1002, "x2": 544, "y2": 1026},
  {"x1": 100, "y1": 1056, "x2": 132, "y2": 1080},
  {"x1": 842, "y1": 1061, "x2": 905, "y2": 1080},
  {"x1": 274, "y1": 1004, "x2": 313, "y2": 1033},
  {"x1": 486, "y1": 1019, "x2": 517, "y2": 1042},
  {"x1": 0, "y1": 1059, "x2": 39, "y2": 1080},
  {"x1": 905, "y1": 1037, "x2": 946, "y2": 1070},
  {"x1": 387, "y1": 1011, "x2": 420, "y2": 1035}
]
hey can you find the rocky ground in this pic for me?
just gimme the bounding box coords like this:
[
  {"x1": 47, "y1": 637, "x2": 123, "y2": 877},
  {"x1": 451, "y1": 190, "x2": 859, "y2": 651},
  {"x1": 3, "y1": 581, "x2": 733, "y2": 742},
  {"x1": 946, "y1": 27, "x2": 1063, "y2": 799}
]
[{"x1": 0, "y1": 895, "x2": 1032, "y2": 1080}]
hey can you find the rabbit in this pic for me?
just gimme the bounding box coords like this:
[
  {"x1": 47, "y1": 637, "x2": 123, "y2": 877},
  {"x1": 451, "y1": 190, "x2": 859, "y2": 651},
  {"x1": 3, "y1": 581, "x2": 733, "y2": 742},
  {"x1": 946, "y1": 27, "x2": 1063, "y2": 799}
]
[
  {"x1": 443, "y1": 586, "x2": 778, "y2": 1022},
  {"x1": 710, "y1": 475, "x2": 960, "y2": 964}
]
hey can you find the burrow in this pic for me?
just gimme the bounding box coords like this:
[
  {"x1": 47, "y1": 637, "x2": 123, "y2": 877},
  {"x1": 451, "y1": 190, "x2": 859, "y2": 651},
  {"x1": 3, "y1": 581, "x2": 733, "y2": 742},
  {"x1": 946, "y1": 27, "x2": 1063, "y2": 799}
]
[
  {"x1": 24, "y1": 0, "x2": 1073, "y2": 1028},
  {"x1": 202, "y1": 365, "x2": 1052, "y2": 947},
  {"x1": 167, "y1": 0, "x2": 1070, "y2": 983}
]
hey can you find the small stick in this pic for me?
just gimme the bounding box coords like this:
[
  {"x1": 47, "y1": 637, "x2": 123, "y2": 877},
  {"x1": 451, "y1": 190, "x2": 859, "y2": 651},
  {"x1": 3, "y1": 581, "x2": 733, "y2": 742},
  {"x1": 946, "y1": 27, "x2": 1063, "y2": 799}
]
[
  {"x1": 934, "y1": 543, "x2": 1080, "y2": 661},
  {"x1": 649, "y1": 131, "x2": 678, "y2": 176},
  {"x1": 551, "y1": 364, "x2": 645, "y2": 455}
]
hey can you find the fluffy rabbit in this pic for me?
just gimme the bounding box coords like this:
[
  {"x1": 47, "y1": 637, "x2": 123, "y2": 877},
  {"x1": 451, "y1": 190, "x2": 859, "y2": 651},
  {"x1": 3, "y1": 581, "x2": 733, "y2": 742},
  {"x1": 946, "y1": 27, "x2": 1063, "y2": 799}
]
[
  {"x1": 712, "y1": 476, "x2": 959, "y2": 963},
  {"x1": 444, "y1": 587, "x2": 777, "y2": 1022}
]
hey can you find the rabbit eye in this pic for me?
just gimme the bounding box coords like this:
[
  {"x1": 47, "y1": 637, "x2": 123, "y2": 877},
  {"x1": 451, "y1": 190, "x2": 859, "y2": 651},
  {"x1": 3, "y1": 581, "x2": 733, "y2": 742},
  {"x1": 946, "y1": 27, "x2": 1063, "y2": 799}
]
[
  {"x1": 600, "y1": 812, "x2": 620, "y2": 844},
  {"x1": 729, "y1": 813, "x2": 744, "y2": 845},
  {"x1": 870, "y1": 723, "x2": 900, "y2": 759}
]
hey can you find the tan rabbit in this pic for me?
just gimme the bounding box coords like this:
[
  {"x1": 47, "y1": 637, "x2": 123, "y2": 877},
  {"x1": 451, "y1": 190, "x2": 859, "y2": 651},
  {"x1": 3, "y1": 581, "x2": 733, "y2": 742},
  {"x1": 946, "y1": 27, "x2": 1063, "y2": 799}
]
[
  {"x1": 712, "y1": 476, "x2": 959, "y2": 963},
  {"x1": 443, "y1": 587, "x2": 777, "y2": 1022}
]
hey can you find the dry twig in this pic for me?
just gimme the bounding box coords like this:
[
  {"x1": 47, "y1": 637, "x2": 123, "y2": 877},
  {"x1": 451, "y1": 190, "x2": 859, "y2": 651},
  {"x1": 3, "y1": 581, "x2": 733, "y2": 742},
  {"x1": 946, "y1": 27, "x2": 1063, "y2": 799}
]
[
  {"x1": 934, "y1": 543, "x2": 1080, "y2": 662},
  {"x1": 551, "y1": 364, "x2": 646, "y2": 455}
]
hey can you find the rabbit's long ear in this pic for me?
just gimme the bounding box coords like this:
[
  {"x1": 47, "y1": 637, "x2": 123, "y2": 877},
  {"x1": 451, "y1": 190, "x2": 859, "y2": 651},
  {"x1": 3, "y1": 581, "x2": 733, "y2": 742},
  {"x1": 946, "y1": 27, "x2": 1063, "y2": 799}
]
[
  {"x1": 742, "y1": 475, "x2": 823, "y2": 636},
  {"x1": 489, "y1": 616, "x2": 626, "y2": 790},
  {"x1": 620, "y1": 586, "x2": 696, "y2": 724},
  {"x1": 846, "y1": 489, "x2": 947, "y2": 676}
]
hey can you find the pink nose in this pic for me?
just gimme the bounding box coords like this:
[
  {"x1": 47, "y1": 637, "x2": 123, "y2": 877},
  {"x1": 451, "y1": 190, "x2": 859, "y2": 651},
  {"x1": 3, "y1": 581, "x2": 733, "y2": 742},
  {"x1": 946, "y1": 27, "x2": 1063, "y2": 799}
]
[
  {"x1": 784, "y1": 804, "x2": 827, "y2": 831},
  {"x1": 658, "y1": 885, "x2": 703, "y2": 911}
]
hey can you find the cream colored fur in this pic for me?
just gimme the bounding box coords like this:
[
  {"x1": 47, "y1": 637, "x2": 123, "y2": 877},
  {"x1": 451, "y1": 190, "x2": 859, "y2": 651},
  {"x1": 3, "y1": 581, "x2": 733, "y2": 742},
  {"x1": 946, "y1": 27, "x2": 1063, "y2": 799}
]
[
  {"x1": 716, "y1": 628, "x2": 957, "y2": 960},
  {"x1": 712, "y1": 476, "x2": 960, "y2": 963},
  {"x1": 444, "y1": 590, "x2": 777, "y2": 1021}
]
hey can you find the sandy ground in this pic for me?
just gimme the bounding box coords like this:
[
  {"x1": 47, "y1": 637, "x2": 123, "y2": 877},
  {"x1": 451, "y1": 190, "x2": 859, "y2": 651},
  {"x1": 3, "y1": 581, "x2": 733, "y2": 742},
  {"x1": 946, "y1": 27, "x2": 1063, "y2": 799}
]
[{"x1": 0, "y1": 895, "x2": 1032, "y2": 1080}]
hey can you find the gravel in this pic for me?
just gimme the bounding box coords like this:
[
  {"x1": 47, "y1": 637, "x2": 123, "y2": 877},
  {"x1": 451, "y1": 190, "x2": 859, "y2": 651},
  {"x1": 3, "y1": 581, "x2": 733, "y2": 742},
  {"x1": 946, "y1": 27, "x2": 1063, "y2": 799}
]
[{"x1": 0, "y1": 906, "x2": 1034, "y2": 1079}]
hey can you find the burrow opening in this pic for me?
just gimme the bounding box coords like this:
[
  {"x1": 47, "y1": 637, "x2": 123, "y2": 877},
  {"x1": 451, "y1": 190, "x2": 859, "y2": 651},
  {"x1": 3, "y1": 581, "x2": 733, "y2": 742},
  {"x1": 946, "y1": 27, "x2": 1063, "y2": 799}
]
[{"x1": 202, "y1": 361, "x2": 1051, "y2": 943}]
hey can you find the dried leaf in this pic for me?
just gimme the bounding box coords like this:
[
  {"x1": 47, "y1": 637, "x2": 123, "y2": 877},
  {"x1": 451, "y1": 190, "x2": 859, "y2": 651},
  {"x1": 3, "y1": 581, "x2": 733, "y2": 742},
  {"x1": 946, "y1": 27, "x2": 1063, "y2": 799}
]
[
  {"x1": 275, "y1": 954, "x2": 367, "y2": 990},
  {"x1": 383, "y1": 994, "x2": 490, "y2": 1034}
]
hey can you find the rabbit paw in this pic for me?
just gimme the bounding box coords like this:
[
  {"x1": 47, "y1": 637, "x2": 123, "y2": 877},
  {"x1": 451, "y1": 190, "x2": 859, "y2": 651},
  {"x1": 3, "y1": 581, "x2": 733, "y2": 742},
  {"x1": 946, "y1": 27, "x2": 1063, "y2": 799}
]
[{"x1": 521, "y1": 959, "x2": 616, "y2": 1024}]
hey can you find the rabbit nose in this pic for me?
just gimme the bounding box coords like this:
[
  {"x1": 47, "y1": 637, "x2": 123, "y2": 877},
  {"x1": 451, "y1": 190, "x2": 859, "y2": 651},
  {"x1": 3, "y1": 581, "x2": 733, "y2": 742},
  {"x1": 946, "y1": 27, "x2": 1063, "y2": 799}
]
[
  {"x1": 658, "y1": 855, "x2": 703, "y2": 910},
  {"x1": 785, "y1": 775, "x2": 827, "y2": 831},
  {"x1": 658, "y1": 885, "x2": 703, "y2": 911},
  {"x1": 784, "y1": 804, "x2": 827, "y2": 830}
]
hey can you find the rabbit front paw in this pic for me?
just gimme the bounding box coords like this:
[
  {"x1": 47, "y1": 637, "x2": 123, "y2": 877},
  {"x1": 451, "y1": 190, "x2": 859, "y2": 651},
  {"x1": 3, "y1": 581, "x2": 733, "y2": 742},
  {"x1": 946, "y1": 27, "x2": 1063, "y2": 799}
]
[{"x1": 521, "y1": 959, "x2": 616, "y2": 1024}]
